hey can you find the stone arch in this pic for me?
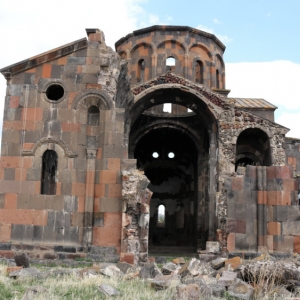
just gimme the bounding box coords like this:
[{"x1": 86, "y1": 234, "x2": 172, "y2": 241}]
[
  {"x1": 188, "y1": 43, "x2": 213, "y2": 60},
  {"x1": 157, "y1": 40, "x2": 186, "y2": 53},
  {"x1": 130, "y1": 42, "x2": 156, "y2": 56},
  {"x1": 22, "y1": 137, "x2": 77, "y2": 158},
  {"x1": 72, "y1": 90, "x2": 113, "y2": 110}
]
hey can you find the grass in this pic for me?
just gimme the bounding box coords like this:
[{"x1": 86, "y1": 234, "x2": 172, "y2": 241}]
[{"x1": 0, "y1": 263, "x2": 174, "y2": 300}]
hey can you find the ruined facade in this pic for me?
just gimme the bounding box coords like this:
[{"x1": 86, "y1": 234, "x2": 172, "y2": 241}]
[{"x1": 0, "y1": 26, "x2": 300, "y2": 263}]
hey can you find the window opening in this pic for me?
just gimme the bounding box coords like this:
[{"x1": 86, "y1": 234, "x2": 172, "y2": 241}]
[
  {"x1": 163, "y1": 103, "x2": 172, "y2": 113},
  {"x1": 137, "y1": 59, "x2": 145, "y2": 83},
  {"x1": 152, "y1": 152, "x2": 159, "y2": 158},
  {"x1": 157, "y1": 204, "x2": 165, "y2": 227},
  {"x1": 41, "y1": 150, "x2": 58, "y2": 195},
  {"x1": 216, "y1": 69, "x2": 220, "y2": 89},
  {"x1": 195, "y1": 61, "x2": 204, "y2": 84},
  {"x1": 168, "y1": 152, "x2": 175, "y2": 158},
  {"x1": 88, "y1": 105, "x2": 100, "y2": 126},
  {"x1": 46, "y1": 84, "x2": 64, "y2": 101},
  {"x1": 166, "y1": 56, "x2": 175, "y2": 72}
]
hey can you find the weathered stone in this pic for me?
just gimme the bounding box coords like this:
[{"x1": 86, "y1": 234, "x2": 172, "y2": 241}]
[
  {"x1": 100, "y1": 265, "x2": 122, "y2": 278},
  {"x1": 225, "y1": 256, "x2": 242, "y2": 270},
  {"x1": 21, "y1": 286, "x2": 48, "y2": 300},
  {"x1": 9, "y1": 267, "x2": 40, "y2": 278},
  {"x1": 116, "y1": 261, "x2": 135, "y2": 274},
  {"x1": 217, "y1": 270, "x2": 238, "y2": 286},
  {"x1": 155, "y1": 256, "x2": 166, "y2": 264},
  {"x1": 14, "y1": 251, "x2": 30, "y2": 268},
  {"x1": 227, "y1": 279, "x2": 254, "y2": 300},
  {"x1": 173, "y1": 284, "x2": 200, "y2": 300},
  {"x1": 139, "y1": 262, "x2": 161, "y2": 279},
  {"x1": 151, "y1": 274, "x2": 181, "y2": 290},
  {"x1": 172, "y1": 257, "x2": 186, "y2": 264},
  {"x1": 161, "y1": 262, "x2": 179, "y2": 275},
  {"x1": 207, "y1": 283, "x2": 226, "y2": 297},
  {"x1": 211, "y1": 257, "x2": 226, "y2": 270},
  {"x1": 179, "y1": 258, "x2": 201, "y2": 277},
  {"x1": 98, "y1": 284, "x2": 120, "y2": 296},
  {"x1": 206, "y1": 241, "x2": 220, "y2": 254}
]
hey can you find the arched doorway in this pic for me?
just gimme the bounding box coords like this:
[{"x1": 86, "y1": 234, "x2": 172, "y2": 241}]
[{"x1": 127, "y1": 85, "x2": 219, "y2": 252}]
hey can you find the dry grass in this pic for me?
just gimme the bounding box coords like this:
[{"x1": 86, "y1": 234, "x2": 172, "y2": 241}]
[{"x1": 0, "y1": 263, "x2": 174, "y2": 300}]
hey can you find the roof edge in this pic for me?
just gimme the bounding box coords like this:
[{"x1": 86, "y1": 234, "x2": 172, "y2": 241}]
[
  {"x1": 0, "y1": 37, "x2": 88, "y2": 78},
  {"x1": 115, "y1": 25, "x2": 226, "y2": 51}
]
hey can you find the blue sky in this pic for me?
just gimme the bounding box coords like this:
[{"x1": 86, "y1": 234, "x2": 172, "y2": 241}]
[{"x1": 0, "y1": 0, "x2": 300, "y2": 137}]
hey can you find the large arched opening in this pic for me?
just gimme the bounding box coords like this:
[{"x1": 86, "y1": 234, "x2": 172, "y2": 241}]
[{"x1": 128, "y1": 85, "x2": 219, "y2": 252}]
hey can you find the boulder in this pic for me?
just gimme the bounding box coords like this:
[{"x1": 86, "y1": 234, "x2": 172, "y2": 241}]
[
  {"x1": 179, "y1": 258, "x2": 201, "y2": 277},
  {"x1": 225, "y1": 256, "x2": 242, "y2": 270},
  {"x1": 14, "y1": 251, "x2": 30, "y2": 268},
  {"x1": 139, "y1": 262, "x2": 162, "y2": 279},
  {"x1": 98, "y1": 284, "x2": 120, "y2": 296},
  {"x1": 100, "y1": 265, "x2": 123, "y2": 278},
  {"x1": 211, "y1": 257, "x2": 226, "y2": 270},
  {"x1": 208, "y1": 283, "x2": 226, "y2": 297},
  {"x1": 151, "y1": 274, "x2": 181, "y2": 290},
  {"x1": 161, "y1": 262, "x2": 179, "y2": 275},
  {"x1": 227, "y1": 279, "x2": 254, "y2": 300},
  {"x1": 217, "y1": 270, "x2": 238, "y2": 286}
]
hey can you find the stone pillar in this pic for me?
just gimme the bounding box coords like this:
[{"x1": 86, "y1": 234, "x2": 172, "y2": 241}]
[
  {"x1": 151, "y1": 54, "x2": 157, "y2": 79},
  {"x1": 184, "y1": 54, "x2": 189, "y2": 79},
  {"x1": 120, "y1": 169, "x2": 152, "y2": 265},
  {"x1": 83, "y1": 149, "x2": 97, "y2": 250}
]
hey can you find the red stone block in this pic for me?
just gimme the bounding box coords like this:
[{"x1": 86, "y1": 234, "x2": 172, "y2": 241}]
[
  {"x1": 266, "y1": 166, "x2": 277, "y2": 179},
  {"x1": 99, "y1": 170, "x2": 117, "y2": 184},
  {"x1": 120, "y1": 252, "x2": 135, "y2": 264},
  {"x1": 4, "y1": 194, "x2": 17, "y2": 209},
  {"x1": 267, "y1": 222, "x2": 281, "y2": 235},
  {"x1": 0, "y1": 157, "x2": 22, "y2": 168},
  {"x1": 61, "y1": 122, "x2": 81, "y2": 132},
  {"x1": 42, "y1": 64, "x2": 52, "y2": 78},
  {"x1": 294, "y1": 236, "x2": 300, "y2": 253},
  {"x1": 282, "y1": 178, "x2": 297, "y2": 191},
  {"x1": 104, "y1": 212, "x2": 122, "y2": 228},
  {"x1": 94, "y1": 184, "x2": 105, "y2": 198},
  {"x1": 71, "y1": 183, "x2": 86, "y2": 197},
  {"x1": 107, "y1": 184, "x2": 122, "y2": 198},
  {"x1": 107, "y1": 158, "x2": 121, "y2": 171},
  {"x1": 227, "y1": 233, "x2": 235, "y2": 252},
  {"x1": 6, "y1": 266, "x2": 23, "y2": 275},
  {"x1": 236, "y1": 219, "x2": 246, "y2": 234},
  {"x1": 0, "y1": 223, "x2": 11, "y2": 242},
  {"x1": 9, "y1": 96, "x2": 20, "y2": 108},
  {"x1": 0, "y1": 250, "x2": 14, "y2": 258},
  {"x1": 22, "y1": 108, "x2": 43, "y2": 121},
  {"x1": 257, "y1": 191, "x2": 267, "y2": 204},
  {"x1": 276, "y1": 166, "x2": 293, "y2": 179},
  {"x1": 232, "y1": 177, "x2": 243, "y2": 190},
  {"x1": 92, "y1": 227, "x2": 121, "y2": 247}
]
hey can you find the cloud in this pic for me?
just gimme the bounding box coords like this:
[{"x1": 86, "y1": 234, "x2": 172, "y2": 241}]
[
  {"x1": 213, "y1": 18, "x2": 221, "y2": 24},
  {"x1": 226, "y1": 60, "x2": 300, "y2": 137},
  {"x1": 196, "y1": 24, "x2": 232, "y2": 43}
]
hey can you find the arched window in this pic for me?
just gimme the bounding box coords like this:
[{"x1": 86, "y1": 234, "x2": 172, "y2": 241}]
[
  {"x1": 88, "y1": 106, "x2": 100, "y2": 126},
  {"x1": 41, "y1": 150, "x2": 57, "y2": 195},
  {"x1": 195, "y1": 61, "x2": 204, "y2": 84},
  {"x1": 137, "y1": 59, "x2": 145, "y2": 83},
  {"x1": 157, "y1": 204, "x2": 165, "y2": 227},
  {"x1": 216, "y1": 69, "x2": 220, "y2": 89},
  {"x1": 166, "y1": 56, "x2": 175, "y2": 72}
]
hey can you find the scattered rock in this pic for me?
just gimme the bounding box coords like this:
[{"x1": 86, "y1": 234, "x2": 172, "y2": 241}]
[
  {"x1": 172, "y1": 257, "x2": 185, "y2": 264},
  {"x1": 179, "y1": 258, "x2": 201, "y2": 277},
  {"x1": 139, "y1": 262, "x2": 162, "y2": 279},
  {"x1": 227, "y1": 279, "x2": 254, "y2": 300},
  {"x1": 14, "y1": 252, "x2": 30, "y2": 268},
  {"x1": 151, "y1": 274, "x2": 181, "y2": 290},
  {"x1": 9, "y1": 267, "x2": 40, "y2": 278},
  {"x1": 155, "y1": 256, "x2": 167, "y2": 264},
  {"x1": 100, "y1": 265, "x2": 122, "y2": 278},
  {"x1": 198, "y1": 254, "x2": 218, "y2": 262},
  {"x1": 211, "y1": 257, "x2": 226, "y2": 270},
  {"x1": 117, "y1": 261, "x2": 135, "y2": 274},
  {"x1": 21, "y1": 286, "x2": 48, "y2": 300},
  {"x1": 206, "y1": 241, "x2": 220, "y2": 254},
  {"x1": 207, "y1": 283, "x2": 226, "y2": 297},
  {"x1": 7, "y1": 266, "x2": 23, "y2": 275},
  {"x1": 161, "y1": 262, "x2": 179, "y2": 275},
  {"x1": 98, "y1": 284, "x2": 120, "y2": 296},
  {"x1": 225, "y1": 256, "x2": 242, "y2": 270},
  {"x1": 218, "y1": 270, "x2": 238, "y2": 286},
  {"x1": 173, "y1": 283, "x2": 200, "y2": 300}
]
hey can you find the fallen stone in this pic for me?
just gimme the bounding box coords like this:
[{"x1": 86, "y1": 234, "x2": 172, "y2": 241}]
[
  {"x1": 14, "y1": 251, "x2": 30, "y2": 268},
  {"x1": 206, "y1": 241, "x2": 220, "y2": 254},
  {"x1": 155, "y1": 256, "x2": 166, "y2": 264},
  {"x1": 161, "y1": 262, "x2": 179, "y2": 275},
  {"x1": 207, "y1": 283, "x2": 226, "y2": 297},
  {"x1": 198, "y1": 254, "x2": 218, "y2": 262},
  {"x1": 7, "y1": 266, "x2": 23, "y2": 275},
  {"x1": 225, "y1": 256, "x2": 242, "y2": 270},
  {"x1": 173, "y1": 283, "x2": 200, "y2": 300},
  {"x1": 172, "y1": 257, "x2": 185, "y2": 264},
  {"x1": 182, "y1": 277, "x2": 212, "y2": 297},
  {"x1": 217, "y1": 270, "x2": 238, "y2": 286},
  {"x1": 117, "y1": 261, "x2": 135, "y2": 274},
  {"x1": 211, "y1": 257, "x2": 226, "y2": 270},
  {"x1": 227, "y1": 279, "x2": 254, "y2": 300},
  {"x1": 179, "y1": 258, "x2": 200, "y2": 277},
  {"x1": 139, "y1": 262, "x2": 162, "y2": 279},
  {"x1": 151, "y1": 274, "x2": 181, "y2": 290},
  {"x1": 98, "y1": 284, "x2": 120, "y2": 296},
  {"x1": 9, "y1": 267, "x2": 40, "y2": 278},
  {"x1": 21, "y1": 286, "x2": 48, "y2": 300},
  {"x1": 100, "y1": 265, "x2": 123, "y2": 278}
]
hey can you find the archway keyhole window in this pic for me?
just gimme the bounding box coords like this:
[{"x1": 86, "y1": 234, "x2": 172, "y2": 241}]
[
  {"x1": 216, "y1": 69, "x2": 220, "y2": 89},
  {"x1": 88, "y1": 105, "x2": 100, "y2": 126},
  {"x1": 152, "y1": 152, "x2": 159, "y2": 158},
  {"x1": 168, "y1": 152, "x2": 175, "y2": 158},
  {"x1": 157, "y1": 204, "x2": 165, "y2": 227},
  {"x1": 195, "y1": 61, "x2": 204, "y2": 84},
  {"x1": 41, "y1": 150, "x2": 58, "y2": 195},
  {"x1": 166, "y1": 56, "x2": 176, "y2": 72},
  {"x1": 163, "y1": 103, "x2": 172, "y2": 113},
  {"x1": 137, "y1": 59, "x2": 145, "y2": 83}
]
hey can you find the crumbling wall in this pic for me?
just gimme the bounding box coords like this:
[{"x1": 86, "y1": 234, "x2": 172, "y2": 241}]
[{"x1": 121, "y1": 169, "x2": 152, "y2": 264}]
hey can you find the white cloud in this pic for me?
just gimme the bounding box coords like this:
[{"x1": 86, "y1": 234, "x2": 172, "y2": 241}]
[
  {"x1": 213, "y1": 18, "x2": 221, "y2": 24},
  {"x1": 196, "y1": 24, "x2": 232, "y2": 44},
  {"x1": 226, "y1": 60, "x2": 300, "y2": 137}
]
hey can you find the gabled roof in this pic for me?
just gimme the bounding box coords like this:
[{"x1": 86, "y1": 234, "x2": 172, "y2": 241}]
[
  {"x1": 229, "y1": 98, "x2": 277, "y2": 110},
  {"x1": 0, "y1": 38, "x2": 87, "y2": 78}
]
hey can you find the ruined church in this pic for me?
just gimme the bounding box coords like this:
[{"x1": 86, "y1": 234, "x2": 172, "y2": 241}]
[{"x1": 0, "y1": 26, "x2": 299, "y2": 264}]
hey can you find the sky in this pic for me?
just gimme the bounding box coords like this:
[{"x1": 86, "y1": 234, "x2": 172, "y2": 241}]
[{"x1": 0, "y1": 0, "x2": 300, "y2": 139}]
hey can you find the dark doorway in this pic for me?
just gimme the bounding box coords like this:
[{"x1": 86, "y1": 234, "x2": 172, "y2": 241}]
[{"x1": 134, "y1": 128, "x2": 198, "y2": 249}]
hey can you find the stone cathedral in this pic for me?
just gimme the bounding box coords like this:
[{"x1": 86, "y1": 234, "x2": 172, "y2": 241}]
[{"x1": 0, "y1": 26, "x2": 300, "y2": 264}]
